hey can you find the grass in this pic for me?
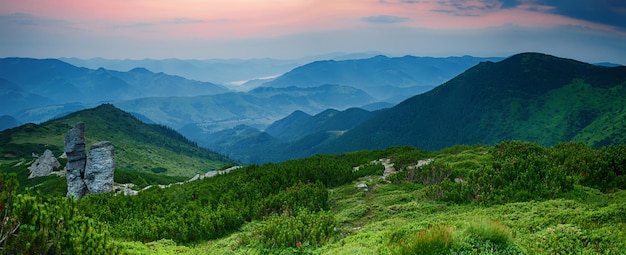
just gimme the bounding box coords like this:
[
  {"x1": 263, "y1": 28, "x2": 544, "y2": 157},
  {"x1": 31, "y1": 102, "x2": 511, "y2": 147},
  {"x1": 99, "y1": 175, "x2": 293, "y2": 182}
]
[
  {"x1": 110, "y1": 180, "x2": 625, "y2": 254},
  {"x1": 105, "y1": 143, "x2": 623, "y2": 254}
]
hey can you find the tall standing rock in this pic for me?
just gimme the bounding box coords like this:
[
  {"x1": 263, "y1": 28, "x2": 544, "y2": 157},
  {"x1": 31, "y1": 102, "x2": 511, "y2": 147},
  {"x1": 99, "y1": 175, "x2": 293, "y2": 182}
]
[
  {"x1": 84, "y1": 141, "x2": 115, "y2": 193},
  {"x1": 64, "y1": 122, "x2": 88, "y2": 199}
]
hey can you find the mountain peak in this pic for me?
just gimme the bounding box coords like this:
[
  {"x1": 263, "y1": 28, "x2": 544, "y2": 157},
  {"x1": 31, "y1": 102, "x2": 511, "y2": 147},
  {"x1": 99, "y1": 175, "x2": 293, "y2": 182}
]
[
  {"x1": 504, "y1": 52, "x2": 583, "y2": 66},
  {"x1": 129, "y1": 67, "x2": 153, "y2": 74}
]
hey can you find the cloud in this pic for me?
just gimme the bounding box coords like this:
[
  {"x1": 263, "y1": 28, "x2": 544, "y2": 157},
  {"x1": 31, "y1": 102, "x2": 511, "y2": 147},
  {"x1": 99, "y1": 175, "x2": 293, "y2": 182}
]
[
  {"x1": 378, "y1": 0, "x2": 504, "y2": 16},
  {"x1": 0, "y1": 12, "x2": 69, "y2": 26},
  {"x1": 539, "y1": 0, "x2": 626, "y2": 30},
  {"x1": 169, "y1": 18, "x2": 205, "y2": 25},
  {"x1": 361, "y1": 15, "x2": 410, "y2": 23},
  {"x1": 432, "y1": 0, "x2": 503, "y2": 16},
  {"x1": 500, "y1": 0, "x2": 626, "y2": 30}
]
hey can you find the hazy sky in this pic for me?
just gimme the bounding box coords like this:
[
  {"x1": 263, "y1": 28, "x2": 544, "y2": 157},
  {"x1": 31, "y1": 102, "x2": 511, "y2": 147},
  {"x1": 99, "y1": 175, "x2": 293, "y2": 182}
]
[{"x1": 1, "y1": 0, "x2": 625, "y2": 63}]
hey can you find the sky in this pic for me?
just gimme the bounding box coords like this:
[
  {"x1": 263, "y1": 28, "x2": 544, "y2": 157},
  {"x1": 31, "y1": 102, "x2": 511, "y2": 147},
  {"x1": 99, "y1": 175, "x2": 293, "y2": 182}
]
[{"x1": 1, "y1": 0, "x2": 625, "y2": 64}]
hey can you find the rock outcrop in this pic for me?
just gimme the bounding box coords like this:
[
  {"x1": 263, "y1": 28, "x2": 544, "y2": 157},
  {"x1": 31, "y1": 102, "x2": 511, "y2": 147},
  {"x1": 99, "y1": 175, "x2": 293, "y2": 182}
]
[
  {"x1": 28, "y1": 149, "x2": 61, "y2": 178},
  {"x1": 65, "y1": 123, "x2": 88, "y2": 199},
  {"x1": 64, "y1": 122, "x2": 115, "y2": 199},
  {"x1": 84, "y1": 141, "x2": 115, "y2": 193}
]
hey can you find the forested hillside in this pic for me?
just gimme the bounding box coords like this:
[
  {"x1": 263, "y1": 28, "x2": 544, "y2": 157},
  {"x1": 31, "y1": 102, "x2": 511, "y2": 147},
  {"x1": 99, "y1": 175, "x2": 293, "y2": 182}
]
[{"x1": 325, "y1": 52, "x2": 626, "y2": 153}]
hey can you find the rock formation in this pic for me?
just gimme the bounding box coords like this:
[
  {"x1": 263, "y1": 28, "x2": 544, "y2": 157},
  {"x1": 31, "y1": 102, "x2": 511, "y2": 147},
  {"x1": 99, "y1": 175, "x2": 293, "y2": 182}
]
[
  {"x1": 28, "y1": 149, "x2": 61, "y2": 178},
  {"x1": 84, "y1": 141, "x2": 115, "y2": 193},
  {"x1": 65, "y1": 123, "x2": 88, "y2": 199},
  {"x1": 64, "y1": 122, "x2": 115, "y2": 199}
]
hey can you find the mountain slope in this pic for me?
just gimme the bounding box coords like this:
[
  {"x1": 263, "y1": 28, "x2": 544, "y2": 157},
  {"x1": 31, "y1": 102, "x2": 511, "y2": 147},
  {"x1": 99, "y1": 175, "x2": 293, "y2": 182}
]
[
  {"x1": 264, "y1": 55, "x2": 502, "y2": 102},
  {"x1": 265, "y1": 108, "x2": 375, "y2": 142},
  {"x1": 201, "y1": 107, "x2": 380, "y2": 163},
  {"x1": 0, "y1": 104, "x2": 234, "y2": 176},
  {"x1": 0, "y1": 58, "x2": 229, "y2": 118},
  {"x1": 203, "y1": 125, "x2": 281, "y2": 163},
  {"x1": 0, "y1": 115, "x2": 20, "y2": 131},
  {"x1": 324, "y1": 52, "x2": 626, "y2": 153},
  {"x1": 0, "y1": 77, "x2": 57, "y2": 116}
]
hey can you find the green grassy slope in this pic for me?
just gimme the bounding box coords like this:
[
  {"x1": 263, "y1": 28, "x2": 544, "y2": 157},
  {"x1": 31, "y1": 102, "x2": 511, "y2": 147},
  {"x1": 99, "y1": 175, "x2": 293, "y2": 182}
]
[
  {"x1": 0, "y1": 104, "x2": 234, "y2": 177},
  {"x1": 325, "y1": 52, "x2": 626, "y2": 153},
  {"x1": 95, "y1": 142, "x2": 624, "y2": 254}
]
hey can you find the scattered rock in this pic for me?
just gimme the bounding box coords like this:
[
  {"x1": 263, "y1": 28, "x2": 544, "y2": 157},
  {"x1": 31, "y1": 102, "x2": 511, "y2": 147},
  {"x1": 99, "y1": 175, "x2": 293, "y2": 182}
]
[
  {"x1": 199, "y1": 166, "x2": 242, "y2": 181},
  {"x1": 114, "y1": 166, "x2": 243, "y2": 196},
  {"x1": 356, "y1": 183, "x2": 369, "y2": 191},
  {"x1": 416, "y1": 159, "x2": 434, "y2": 167},
  {"x1": 114, "y1": 183, "x2": 138, "y2": 195},
  {"x1": 28, "y1": 149, "x2": 61, "y2": 178},
  {"x1": 189, "y1": 174, "x2": 201, "y2": 182}
]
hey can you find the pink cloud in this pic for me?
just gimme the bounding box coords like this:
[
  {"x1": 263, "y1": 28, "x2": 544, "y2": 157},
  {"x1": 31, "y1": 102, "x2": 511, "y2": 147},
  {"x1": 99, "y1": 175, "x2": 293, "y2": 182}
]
[
  {"x1": 1, "y1": 0, "x2": 624, "y2": 60},
  {"x1": 3, "y1": 0, "x2": 619, "y2": 38}
]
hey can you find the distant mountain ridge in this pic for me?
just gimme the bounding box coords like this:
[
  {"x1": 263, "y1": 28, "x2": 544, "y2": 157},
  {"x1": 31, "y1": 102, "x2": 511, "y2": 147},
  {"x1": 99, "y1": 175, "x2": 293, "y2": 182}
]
[
  {"x1": 323, "y1": 52, "x2": 626, "y2": 153},
  {"x1": 0, "y1": 58, "x2": 229, "y2": 117},
  {"x1": 59, "y1": 52, "x2": 385, "y2": 86},
  {"x1": 263, "y1": 55, "x2": 503, "y2": 103}
]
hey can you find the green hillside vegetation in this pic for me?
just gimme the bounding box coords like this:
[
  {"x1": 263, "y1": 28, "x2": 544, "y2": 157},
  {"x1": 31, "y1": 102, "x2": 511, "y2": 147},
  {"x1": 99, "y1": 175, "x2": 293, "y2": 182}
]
[
  {"x1": 326, "y1": 52, "x2": 626, "y2": 153},
  {"x1": 2, "y1": 141, "x2": 624, "y2": 254},
  {"x1": 0, "y1": 104, "x2": 234, "y2": 177}
]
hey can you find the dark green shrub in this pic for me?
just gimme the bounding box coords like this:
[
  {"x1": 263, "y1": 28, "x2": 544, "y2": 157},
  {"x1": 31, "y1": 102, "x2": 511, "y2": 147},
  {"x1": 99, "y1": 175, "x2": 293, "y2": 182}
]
[
  {"x1": 0, "y1": 173, "x2": 116, "y2": 254},
  {"x1": 247, "y1": 209, "x2": 336, "y2": 248},
  {"x1": 150, "y1": 167, "x2": 167, "y2": 174},
  {"x1": 259, "y1": 181, "x2": 329, "y2": 217},
  {"x1": 77, "y1": 150, "x2": 386, "y2": 244},
  {"x1": 527, "y1": 224, "x2": 589, "y2": 254},
  {"x1": 585, "y1": 145, "x2": 626, "y2": 192},
  {"x1": 471, "y1": 141, "x2": 573, "y2": 204},
  {"x1": 421, "y1": 141, "x2": 576, "y2": 204}
]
